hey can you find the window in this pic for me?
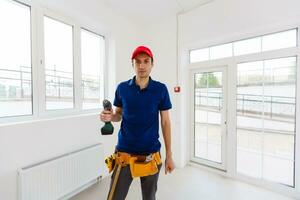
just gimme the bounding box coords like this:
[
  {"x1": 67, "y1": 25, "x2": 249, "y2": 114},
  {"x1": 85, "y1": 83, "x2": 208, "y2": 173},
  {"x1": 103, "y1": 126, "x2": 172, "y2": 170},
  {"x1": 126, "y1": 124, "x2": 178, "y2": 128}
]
[
  {"x1": 194, "y1": 72, "x2": 224, "y2": 163},
  {"x1": 81, "y1": 29, "x2": 105, "y2": 110},
  {"x1": 190, "y1": 29, "x2": 297, "y2": 63},
  {"x1": 210, "y1": 43, "x2": 233, "y2": 60},
  {"x1": 236, "y1": 57, "x2": 296, "y2": 186},
  {"x1": 190, "y1": 48, "x2": 209, "y2": 63},
  {"x1": 0, "y1": 1, "x2": 108, "y2": 122},
  {"x1": 0, "y1": 0, "x2": 32, "y2": 117},
  {"x1": 234, "y1": 37, "x2": 261, "y2": 56},
  {"x1": 262, "y1": 29, "x2": 297, "y2": 52},
  {"x1": 44, "y1": 16, "x2": 74, "y2": 110}
]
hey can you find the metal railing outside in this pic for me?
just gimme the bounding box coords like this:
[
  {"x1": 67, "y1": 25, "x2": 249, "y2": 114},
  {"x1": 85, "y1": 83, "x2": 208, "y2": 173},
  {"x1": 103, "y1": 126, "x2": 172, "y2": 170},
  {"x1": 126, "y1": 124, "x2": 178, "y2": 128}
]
[
  {"x1": 0, "y1": 66, "x2": 102, "y2": 102},
  {"x1": 195, "y1": 90, "x2": 295, "y2": 120},
  {"x1": 0, "y1": 66, "x2": 32, "y2": 100}
]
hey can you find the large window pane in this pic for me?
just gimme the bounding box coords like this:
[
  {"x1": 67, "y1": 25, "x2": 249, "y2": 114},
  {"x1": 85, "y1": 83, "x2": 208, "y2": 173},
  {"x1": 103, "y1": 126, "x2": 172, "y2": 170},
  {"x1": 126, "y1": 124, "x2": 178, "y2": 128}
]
[
  {"x1": 190, "y1": 29, "x2": 297, "y2": 63},
  {"x1": 237, "y1": 57, "x2": 296, "y2": 186},
  {"x1": 234, "y1": 37, "x2": 261, "y2": 56},
  {"x1": 44, "y1": 16, "x2": 74, "y2": 110},
  {"x1": 262, "y1": 29, "x2": 297, "y2": 51},
  {"x1": 210, "y1": 43, "x2": 233, "y2": 60},
  {"x1": 0, "y1": 0, "x2": 32, "y2": 117},
  {"x1": 81, "y1": 29, "x2": 105, "y2": 110},
  {"x1": 190, "y1": 48, "x2": 209, "y2": 63},
  {"x1": 194, "y1": 72, "x2": 223, "y2": 163}
]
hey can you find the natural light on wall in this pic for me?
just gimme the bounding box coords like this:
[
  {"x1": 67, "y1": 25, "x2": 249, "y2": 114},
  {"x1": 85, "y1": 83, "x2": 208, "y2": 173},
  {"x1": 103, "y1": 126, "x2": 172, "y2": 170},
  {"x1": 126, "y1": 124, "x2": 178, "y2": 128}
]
[
  {"x1": 81, "y1": 29, "x2": 105, "y2": 110},
  {"x1": 0, "y1": 0, "x2": 32, "y2": 118}
]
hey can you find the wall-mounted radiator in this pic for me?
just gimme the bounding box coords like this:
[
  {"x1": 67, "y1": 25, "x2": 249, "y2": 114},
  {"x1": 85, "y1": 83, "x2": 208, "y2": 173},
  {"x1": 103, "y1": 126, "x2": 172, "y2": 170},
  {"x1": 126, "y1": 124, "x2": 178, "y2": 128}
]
[{"x1": 18, "y1": 143, "x2": 104, "y2": 200}]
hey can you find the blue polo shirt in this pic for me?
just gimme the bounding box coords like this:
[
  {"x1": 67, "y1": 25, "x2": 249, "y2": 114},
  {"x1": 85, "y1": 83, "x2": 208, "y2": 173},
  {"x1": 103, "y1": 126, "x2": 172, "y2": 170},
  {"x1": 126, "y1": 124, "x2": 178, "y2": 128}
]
[{"x1": 113, "y1": 76, "x2": 172, "y2": 154}]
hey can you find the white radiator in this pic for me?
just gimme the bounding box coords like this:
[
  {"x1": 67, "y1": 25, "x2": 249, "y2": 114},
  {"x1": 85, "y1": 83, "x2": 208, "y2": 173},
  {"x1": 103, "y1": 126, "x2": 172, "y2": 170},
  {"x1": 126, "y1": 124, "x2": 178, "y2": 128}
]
[{"x1": 18, "y1": 143, "x2": 104, "y2": 200}]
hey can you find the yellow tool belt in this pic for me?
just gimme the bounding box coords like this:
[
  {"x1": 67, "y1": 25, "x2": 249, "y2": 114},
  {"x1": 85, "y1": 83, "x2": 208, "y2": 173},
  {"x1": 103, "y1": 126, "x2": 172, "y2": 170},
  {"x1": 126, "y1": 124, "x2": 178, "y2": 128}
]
[{"x1": 105, "y1": 151, "x2": 161, "y2": 178}]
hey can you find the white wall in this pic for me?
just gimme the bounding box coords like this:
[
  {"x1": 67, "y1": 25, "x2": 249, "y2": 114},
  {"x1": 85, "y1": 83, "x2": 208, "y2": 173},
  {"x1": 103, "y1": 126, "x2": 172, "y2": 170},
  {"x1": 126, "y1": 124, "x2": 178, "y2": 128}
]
[
  {"x1": 180, "y1": 0, "x2": 300, "y2": 49},
  {"x1": 0, "y1": 114, "x2": 114, "y2": 200},
  {"x1": 0, "y1": 1, "x2": 142, "y2": 200}
]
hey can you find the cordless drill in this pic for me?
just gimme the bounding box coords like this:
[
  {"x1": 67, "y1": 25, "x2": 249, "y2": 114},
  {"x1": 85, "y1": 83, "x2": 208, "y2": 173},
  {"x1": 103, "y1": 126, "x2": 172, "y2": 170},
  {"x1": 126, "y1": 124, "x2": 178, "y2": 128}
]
[{"x1": 101, "y1": 99, "x2": 114, "y2": 135}]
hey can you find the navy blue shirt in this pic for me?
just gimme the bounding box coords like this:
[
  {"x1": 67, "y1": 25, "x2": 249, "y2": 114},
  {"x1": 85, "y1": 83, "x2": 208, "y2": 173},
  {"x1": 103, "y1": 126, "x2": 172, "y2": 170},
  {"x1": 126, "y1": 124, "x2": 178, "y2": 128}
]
[{"x1": 113, "y1": 76, "x2": 172, "y2": 154}]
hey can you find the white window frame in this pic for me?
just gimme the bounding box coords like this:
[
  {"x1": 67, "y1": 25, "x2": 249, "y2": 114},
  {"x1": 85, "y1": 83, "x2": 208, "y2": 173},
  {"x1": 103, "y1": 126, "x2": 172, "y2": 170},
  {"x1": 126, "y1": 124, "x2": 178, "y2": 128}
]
[
  {"x1": 190, "y1": 66, "x2": 228, "y2": 171},
  {"x1": 80, "y1": 28, "x2": 106, "y2": 111},
  {"x1": 39, "y1": 11, "x2": 76, "y2": 114},
  {"x1": 0, "y1": 0, "x2": 33, "y2": 119},
  {"x1": 186, "y1": 24, "x2": 300, "y2": 199},
  {"x1": 0, "y1": 0, "x2": 108, "y2": 124}
]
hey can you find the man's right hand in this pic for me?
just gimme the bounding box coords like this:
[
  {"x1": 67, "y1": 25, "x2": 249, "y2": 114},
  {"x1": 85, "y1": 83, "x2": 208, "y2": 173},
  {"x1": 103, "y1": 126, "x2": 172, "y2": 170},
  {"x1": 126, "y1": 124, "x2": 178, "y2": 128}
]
[{"x1": 100, "y1": 109, "x2": 113, "y2": 122}]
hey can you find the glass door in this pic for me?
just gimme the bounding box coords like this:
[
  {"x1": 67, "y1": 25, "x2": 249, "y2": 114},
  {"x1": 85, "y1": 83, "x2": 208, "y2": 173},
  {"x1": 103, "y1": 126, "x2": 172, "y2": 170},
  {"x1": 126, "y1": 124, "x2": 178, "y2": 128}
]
[{"x1": 191, "y1": 67, "x2": 227, "y2": 170}]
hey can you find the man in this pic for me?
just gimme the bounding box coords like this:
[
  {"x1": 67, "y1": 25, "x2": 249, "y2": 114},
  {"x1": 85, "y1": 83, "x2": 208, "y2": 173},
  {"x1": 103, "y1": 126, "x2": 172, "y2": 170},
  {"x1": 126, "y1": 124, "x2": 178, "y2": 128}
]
[{"x1": 100, "y1": 45, "x2": 175, "y2": 200}]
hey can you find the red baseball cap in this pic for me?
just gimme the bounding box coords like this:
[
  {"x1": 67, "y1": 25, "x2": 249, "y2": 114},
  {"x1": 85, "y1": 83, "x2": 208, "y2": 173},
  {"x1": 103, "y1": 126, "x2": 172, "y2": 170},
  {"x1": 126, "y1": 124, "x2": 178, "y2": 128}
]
[{"x1": 131, "y1": 46, "x2": 153, "y2": 59}]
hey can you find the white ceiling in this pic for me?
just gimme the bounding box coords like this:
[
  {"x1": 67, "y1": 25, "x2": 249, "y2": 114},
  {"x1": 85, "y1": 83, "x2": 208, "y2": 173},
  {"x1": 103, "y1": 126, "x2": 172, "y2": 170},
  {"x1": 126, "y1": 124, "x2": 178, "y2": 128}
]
[{"x1": 99, "y1": 0, "x2": 213, "y2": 25}]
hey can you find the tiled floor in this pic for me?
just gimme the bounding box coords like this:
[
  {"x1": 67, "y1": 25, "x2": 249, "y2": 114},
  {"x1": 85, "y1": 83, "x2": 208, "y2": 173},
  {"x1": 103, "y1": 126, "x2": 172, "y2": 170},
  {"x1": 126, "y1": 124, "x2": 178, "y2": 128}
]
[{"x1": 70, "y1": 165, "x2": 296, "y2": 200}]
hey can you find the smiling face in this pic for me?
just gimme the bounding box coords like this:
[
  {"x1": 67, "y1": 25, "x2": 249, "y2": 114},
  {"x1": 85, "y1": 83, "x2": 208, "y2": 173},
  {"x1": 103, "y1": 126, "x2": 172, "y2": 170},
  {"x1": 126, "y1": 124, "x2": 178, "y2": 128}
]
[{"x1": 132, "y1": 53, "x2": 153, "y2": 79}]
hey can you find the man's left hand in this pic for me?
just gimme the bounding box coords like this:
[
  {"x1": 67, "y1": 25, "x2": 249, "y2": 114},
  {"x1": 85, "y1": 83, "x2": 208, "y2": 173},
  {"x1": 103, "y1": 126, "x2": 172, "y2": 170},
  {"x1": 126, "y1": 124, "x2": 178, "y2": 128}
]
[{"x1": 164, "y1": 157, "x2": 175, "y2": 174}]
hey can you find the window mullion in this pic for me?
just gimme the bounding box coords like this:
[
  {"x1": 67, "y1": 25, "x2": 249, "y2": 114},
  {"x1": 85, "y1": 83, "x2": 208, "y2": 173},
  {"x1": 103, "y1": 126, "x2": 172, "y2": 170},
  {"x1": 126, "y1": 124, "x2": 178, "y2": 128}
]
[
  {"x1": 73, "y1": 25, "x2": 82, "y2": 112},
  {"x1": 37, "y1": 9, "x2": 47, "y2": 117}
]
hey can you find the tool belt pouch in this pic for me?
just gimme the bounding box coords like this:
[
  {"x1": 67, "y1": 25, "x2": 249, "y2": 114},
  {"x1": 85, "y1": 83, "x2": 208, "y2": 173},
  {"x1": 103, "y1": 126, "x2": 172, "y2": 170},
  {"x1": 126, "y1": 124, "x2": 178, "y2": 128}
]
[
  {"x1": 129, "y1": 153, "x2": 161, "y2": 178},
  {"x1": 105, "y1": 154, "x2": 116, "y2": 173}
]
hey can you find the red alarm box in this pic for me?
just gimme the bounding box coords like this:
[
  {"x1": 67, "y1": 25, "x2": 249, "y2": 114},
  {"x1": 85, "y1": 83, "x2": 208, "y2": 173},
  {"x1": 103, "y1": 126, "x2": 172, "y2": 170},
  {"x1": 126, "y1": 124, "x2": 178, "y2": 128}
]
[{"x1": 174, "y1": 86, "x2": 180, "y2": 93}]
